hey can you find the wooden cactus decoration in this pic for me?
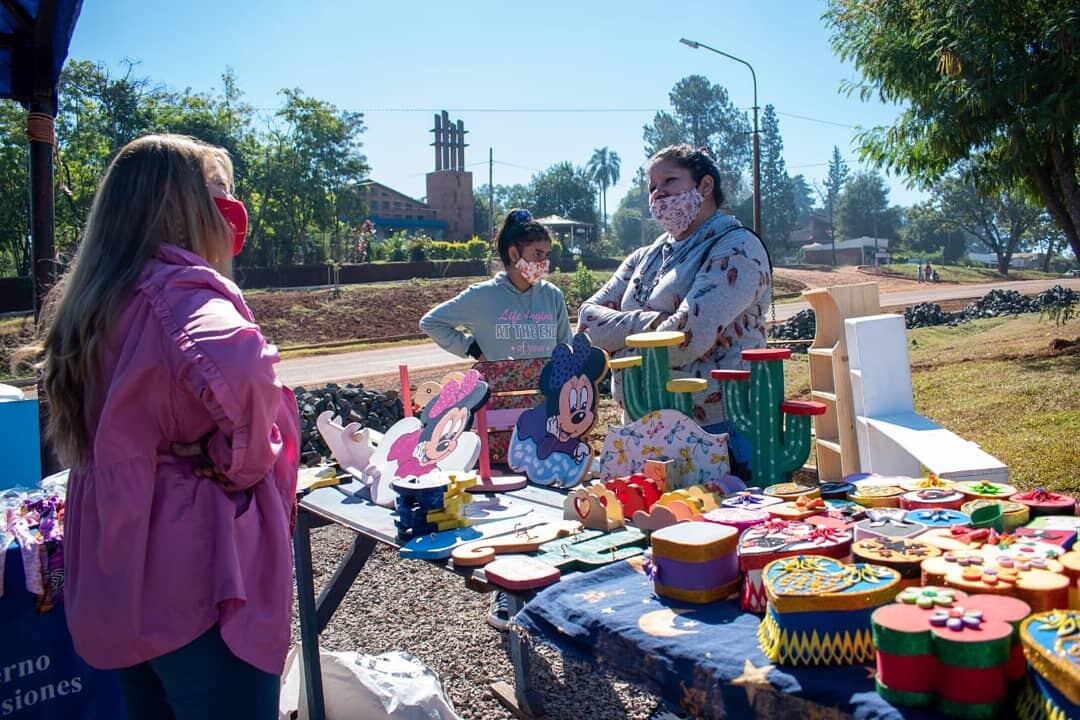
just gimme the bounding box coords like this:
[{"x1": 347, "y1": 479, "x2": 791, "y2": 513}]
[
  {"x1": 713, "y1": 348, "x2": 826, "y2": 488},
  {"x1": 611, "y1": 331, "x2": 706, "y2": 421}
]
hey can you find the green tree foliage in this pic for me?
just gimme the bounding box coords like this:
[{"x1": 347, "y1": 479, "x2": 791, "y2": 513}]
[
  {"x1": 936, "y1": 168, "x2": 1042, "y2": 275},
  {"x1": 0, "y1": 60, "x2": 370, "y2": 276},
  {"x1": 824, "y1": 0, "x2": 1080, "y2": 263},
  {"x1": 822, "y1": 146, "x2": 849, "y2": 261},
  {"x1": 0, "y1": 103, "x2": 30, "y2": 276},
  {"x1": 789, "y1": 174, "x2": 815, "y2": 228},
  {"x1": 611, "y1": 170, "x2": 662, "y2": 255},
  {"x1": 758, "y1": 105, "x2": 798, "y2": 256},
  {"x1": 899, "y1": 201, "x2": 966, "y2": 264},
  {"x1": 529, "y1": 162, "x2": 598, "y2": 228},
  {"x1": 586, "y1": 147, "x2": 621, "y2": 229},
  {"x1": 835, "y1": 170, "x2": 899, "y2": 242},
  {"x1": 643, "y1": 75, "x2": 751, "y2": 197}
]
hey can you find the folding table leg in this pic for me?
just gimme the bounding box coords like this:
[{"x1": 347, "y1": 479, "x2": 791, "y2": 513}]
[
  {"x1": 293, "y1": 508, "x2": 326, "y2": 720},
  {"x1": 491, "y1": 592, "x2": 545, "y2": 719},
  {"x1": 316, "y1": 534, "x2": 376, "y2": 632}
]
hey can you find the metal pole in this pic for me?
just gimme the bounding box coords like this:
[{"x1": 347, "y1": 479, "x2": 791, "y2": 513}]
[{"x1": 679, "y1": 39, "x2": 760, "y2": 235}]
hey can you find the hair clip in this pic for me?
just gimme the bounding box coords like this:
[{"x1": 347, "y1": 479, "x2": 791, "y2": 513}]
[{"x1": 508, "y1": 209, "x2": 532, "y2": 224}]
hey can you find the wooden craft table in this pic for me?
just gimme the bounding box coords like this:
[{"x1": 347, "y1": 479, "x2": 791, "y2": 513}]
[{"x1": 293, "y1": 477, "x2": 575, "y2": 720}]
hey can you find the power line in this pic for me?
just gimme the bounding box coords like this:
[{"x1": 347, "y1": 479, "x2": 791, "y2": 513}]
[{"x1": 337, "y1": 106, "x2": 858, "y2": 128}]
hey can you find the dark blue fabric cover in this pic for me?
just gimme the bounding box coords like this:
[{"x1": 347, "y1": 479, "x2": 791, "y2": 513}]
[{"x1": 514, "y1": 559, "x2": 946, "y2": 719}]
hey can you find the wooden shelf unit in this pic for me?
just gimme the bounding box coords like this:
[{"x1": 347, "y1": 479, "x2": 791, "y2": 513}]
[{"x1": 802, "y1": 283, "x2": 880, "y2": 481}]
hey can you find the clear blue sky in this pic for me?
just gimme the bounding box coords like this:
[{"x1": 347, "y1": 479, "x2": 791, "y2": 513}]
[{"x1": 68, "y1": 0, "x2": 926, "y2": 211}]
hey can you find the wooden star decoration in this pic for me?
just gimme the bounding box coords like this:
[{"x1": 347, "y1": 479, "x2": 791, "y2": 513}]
[{"x1": 731, "y1": 658, "x2": 775, "y2": 705}]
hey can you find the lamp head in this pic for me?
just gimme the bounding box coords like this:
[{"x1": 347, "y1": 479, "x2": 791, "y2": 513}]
[{"x1": 679, "y1": 38, "x2": 700, "y2": 49}]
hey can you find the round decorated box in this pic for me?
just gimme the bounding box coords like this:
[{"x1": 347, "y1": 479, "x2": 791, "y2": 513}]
[
  {"x1": 898, "y1": 474, "x2": 956, "y2": 493},
  {"x1": 940, "y1": 553, "x2": 1069, "y2": 613},
  {"x1": 701, "y1": 507, "x2": 770, "y2": 535},
  {"x1": 817, "y1": 481, "x2": 855, "y2": 500},
  {"x1": 759, "y1": 555, "x2": 900, "y2": 666},
  {"x1": 720, "y1": 489, "x2": 783, "y2": 511},
  {"x1": 766, "y1": 495, "x2": 828, "y2": 521},
  {"x1": 1010, "y1": 487, "x2": 1077, "y2": 517},
  {"x1": 872, "y1": 593, "x2": 1031, "y2": 714},
  {"x1": 899, "y1": 488, "x2": 967, "y2": 511},
  {"x1": 736, "y1": 520, "x2": 852, "y2": 613},
  {"x1": 649, "y1": 522, "x2": 739, "y2": 604},
  {"x1": 762, "y1": 482, "x2": 820, "y2": 501},
  {"x1": 961, "y1": 499, "x2": 1030, "y2": 532},
  {"x1": 852, "y1": 537, "x2": 941, "y2": 587},
  {"x1": 1019, "y1": 610, "x2": 1080, "y2": 719},
  {"x1": 954, "y1": 480, "x2": 1017, "y2": 501},
  {"x1": 850, "y1": 484, "x2": 905, "y2": 509},
  {"x1": 916, "y1": 525, "x2": 1001, "y2": 552},
  {"x1": 904, "y1": 508, "x2": 970, "y2": 528},
  {"x1": 853, "y1": 508, "x2": 927, "y2": 541}
]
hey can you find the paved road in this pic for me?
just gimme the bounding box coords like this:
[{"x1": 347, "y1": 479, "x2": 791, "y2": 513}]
[{"x1": 277, "y1": 277, "x2": 1080, "y2": 387}]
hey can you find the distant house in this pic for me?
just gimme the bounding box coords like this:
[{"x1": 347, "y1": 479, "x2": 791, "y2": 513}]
[
  {"x1": 357, "y1": 181, "x2": 449, "y2": 240},
  {"x1": 968, "y1": 251, "x2": 1042, "y2": 269},
  {"x1": 788, "y1": 211, "x2": 832, "y2": 247},
  {"x1": 801, "y1": 236, "x2": 891, "y2": 266}
]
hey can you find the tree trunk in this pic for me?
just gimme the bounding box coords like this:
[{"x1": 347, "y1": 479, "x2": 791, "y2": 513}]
[
  {"x1": 997, "y1": 253, "x2": 1009, "y2": 275},
  {"x1": 1029, "y1": 142, "x2": 1080, "y2": 265},
  {"x1": 1043, "y1": 232, "x2": 1055, "y2": 273}
]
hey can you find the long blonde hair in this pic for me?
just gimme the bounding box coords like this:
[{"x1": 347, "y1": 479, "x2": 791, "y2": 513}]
[{"x1": 42, "y1": 134, "x2": 236, "y2": 468}]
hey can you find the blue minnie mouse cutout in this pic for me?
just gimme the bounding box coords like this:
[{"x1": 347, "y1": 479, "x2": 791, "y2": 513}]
[{"x1": 508, "y1": 333, "x2": 609, "y2": 487}]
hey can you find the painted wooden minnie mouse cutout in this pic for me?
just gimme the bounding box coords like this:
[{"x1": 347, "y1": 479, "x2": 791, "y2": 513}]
[
  {"x1": 362, "y1": 369, "x2": 490, "y2": 506},
  {"x1": 508, "y1": 333, "x2": 608, "y2": 487}
]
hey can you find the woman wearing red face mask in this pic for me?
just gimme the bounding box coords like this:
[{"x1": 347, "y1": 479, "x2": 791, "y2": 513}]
[
  {"x1": 578, "y1": 144, "x2": 772, "y2": 481},
  {"x1": 39, "y1": 134, "x2": 299, "y2": 719}
]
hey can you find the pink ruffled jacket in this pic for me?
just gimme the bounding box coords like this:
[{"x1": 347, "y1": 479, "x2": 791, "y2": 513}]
[{"x1": 63, "y1": 244, "x2": 300, "y2": 675}]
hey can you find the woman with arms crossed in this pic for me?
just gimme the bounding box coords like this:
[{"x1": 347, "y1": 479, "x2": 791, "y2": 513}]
[{"x1": 578, "y1": 144, "x2": 772, "y2": 478}]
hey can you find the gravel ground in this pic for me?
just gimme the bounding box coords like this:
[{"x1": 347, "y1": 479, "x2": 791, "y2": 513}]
[{"x1": 291, "y1": 523, "x2": 672, "y2": 720}]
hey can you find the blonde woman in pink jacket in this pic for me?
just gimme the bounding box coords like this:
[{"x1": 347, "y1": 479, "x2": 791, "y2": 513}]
[{"x1": 40, "y1": 134, "x2": 300, "y2": 719}]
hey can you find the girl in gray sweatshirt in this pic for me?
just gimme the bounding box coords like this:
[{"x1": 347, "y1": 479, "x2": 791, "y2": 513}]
[{"x1": 420, "y1": 209, "x2": 572, "y2": 361}]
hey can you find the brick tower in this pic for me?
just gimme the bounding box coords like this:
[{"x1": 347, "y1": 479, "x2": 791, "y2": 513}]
[{"x1": 425, "y1": 111, "x2": 474, "y2": 240}]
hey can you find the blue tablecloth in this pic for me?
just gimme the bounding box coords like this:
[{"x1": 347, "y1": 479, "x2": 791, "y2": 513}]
[
  {"x1": 515, "y1": 559, "x2": 941, "y2": 719},
  {"x1": 1, "y1": 542, "x2": 123, "y2": 719}
]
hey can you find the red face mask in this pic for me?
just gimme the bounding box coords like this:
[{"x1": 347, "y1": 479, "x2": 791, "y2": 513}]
[{"x1": 213, "y1": 196, "x2": 248, "y2": 256}]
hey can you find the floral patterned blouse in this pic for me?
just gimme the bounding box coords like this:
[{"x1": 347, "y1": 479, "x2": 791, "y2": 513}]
[{"x1": 578, "y1": 211, "x2": 771, "y2": 427}]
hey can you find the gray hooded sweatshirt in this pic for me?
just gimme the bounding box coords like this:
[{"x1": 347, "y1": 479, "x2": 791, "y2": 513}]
[{"x1": 420, "y1": 272, "x2": 572, "y2": 360}]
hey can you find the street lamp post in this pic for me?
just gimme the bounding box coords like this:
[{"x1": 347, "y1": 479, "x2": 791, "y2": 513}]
[{"x1": 679, "y1": 38, "x2": 760, "y2": 237}]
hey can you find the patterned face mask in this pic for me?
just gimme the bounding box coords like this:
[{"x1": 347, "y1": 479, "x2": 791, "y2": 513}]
[
  {"x1": 514, "y1": 257, "x2": 549, "y2": 285},
  {"x1": 650, "y1": 187, "x2": 704, "y2": 237}
]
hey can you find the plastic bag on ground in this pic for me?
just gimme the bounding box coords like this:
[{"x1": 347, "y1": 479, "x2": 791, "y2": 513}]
[{"x1": 280, "y1": 644, "x2": 461, "y2": 720}]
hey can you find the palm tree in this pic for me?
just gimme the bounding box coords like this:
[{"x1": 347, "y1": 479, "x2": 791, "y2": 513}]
[{"x1": 586, "y1": 147, "x2": 621, "y2": 231}]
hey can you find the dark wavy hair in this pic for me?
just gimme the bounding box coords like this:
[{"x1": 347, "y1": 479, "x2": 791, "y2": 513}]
[
  {"x1": 648, "y1": 144, "x2": 725, "y2": 207},
  {"x1": 495, "y1": 208, "x2": 552, "y2": 266}
]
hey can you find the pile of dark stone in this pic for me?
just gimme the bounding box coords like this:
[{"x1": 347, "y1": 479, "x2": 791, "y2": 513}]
[
  {"x1": 769, "y1": 285, "x2": 1078, "y2": 338},
  {"x1": 767, "y1": 308, "x2": 816, "y2": 349},
  {"x1": 904, "y1": 302, "x2": 960, "y2": 328},
  {"x1": 293, "y1": 383, "x2": 404, "y2": 466},
  {"x1": 905, "y1": 285, "x2": 1078, "y2": 328}
]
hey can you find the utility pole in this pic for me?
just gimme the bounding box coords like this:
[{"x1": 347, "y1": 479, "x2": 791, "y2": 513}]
[{"x1": 488, "y1": 148, "x2": 495, "y2": 241}]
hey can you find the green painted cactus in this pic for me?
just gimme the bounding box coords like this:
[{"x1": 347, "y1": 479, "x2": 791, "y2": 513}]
[
  {"x1": 611, "y1": 331, "x2": 706, "y2": 421},
  {"x1": 713, "y1": 348, "x2": 826, "y2": 488}
]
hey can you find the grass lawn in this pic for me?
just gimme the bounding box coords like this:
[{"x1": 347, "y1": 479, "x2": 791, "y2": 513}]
[
  {"x1": 878, "y1": 264, "x2": 1061, "y2": 283},
  {"x1": 778, "y1": 313, "x2": 1079, "y2": 493}
]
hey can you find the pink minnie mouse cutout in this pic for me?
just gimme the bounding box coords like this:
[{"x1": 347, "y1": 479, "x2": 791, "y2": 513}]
[{"x1": 362, "y1": 370, "x2": 490, "y2": 506}]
